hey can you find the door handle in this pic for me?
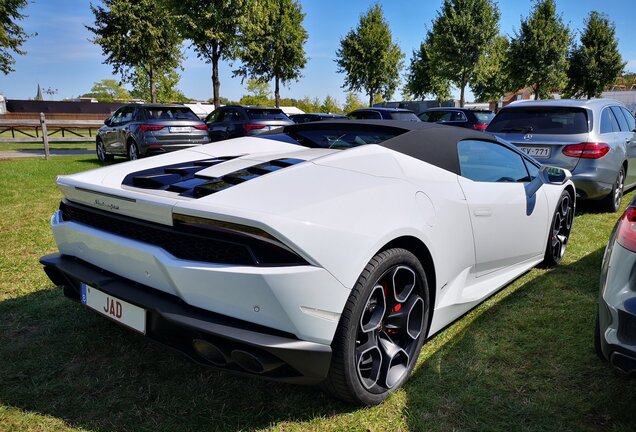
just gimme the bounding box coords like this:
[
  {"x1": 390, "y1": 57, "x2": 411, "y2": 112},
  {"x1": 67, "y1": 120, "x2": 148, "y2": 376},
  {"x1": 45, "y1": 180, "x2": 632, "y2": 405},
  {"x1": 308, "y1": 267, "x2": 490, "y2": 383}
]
[{"x1": 474, "y1": 208, "x2": 492, "y2": 217}]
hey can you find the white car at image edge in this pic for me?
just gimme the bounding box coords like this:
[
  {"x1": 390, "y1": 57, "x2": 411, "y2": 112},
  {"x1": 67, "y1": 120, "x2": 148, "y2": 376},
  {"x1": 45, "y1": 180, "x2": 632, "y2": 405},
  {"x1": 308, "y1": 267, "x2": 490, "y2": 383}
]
[{"x1": 40, "y1": 120, "x2": 575, "y2": 405}]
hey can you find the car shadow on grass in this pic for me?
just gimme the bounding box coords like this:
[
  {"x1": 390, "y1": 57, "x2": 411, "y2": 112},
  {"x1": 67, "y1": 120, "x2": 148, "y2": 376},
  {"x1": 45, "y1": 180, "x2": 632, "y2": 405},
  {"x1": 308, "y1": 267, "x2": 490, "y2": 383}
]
[
  {"x1": 403, "y1": 247, "x2": 636, "y2": 431},
  {"x1": 0, "y1": 288, "x2": 351, "y2": 431}
]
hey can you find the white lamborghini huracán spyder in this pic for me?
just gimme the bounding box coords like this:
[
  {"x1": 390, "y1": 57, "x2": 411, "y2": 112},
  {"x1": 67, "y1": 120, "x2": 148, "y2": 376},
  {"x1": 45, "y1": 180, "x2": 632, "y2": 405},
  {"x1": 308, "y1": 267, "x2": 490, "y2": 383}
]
[{"x1": 41, "y1": 120, "x2": 574, "y2": 405}]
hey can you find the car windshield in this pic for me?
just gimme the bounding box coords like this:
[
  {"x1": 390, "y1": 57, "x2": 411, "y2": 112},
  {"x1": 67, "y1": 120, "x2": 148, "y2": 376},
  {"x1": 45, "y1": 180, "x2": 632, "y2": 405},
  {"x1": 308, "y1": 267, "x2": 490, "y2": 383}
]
[
  {"x1": 487, "y1": 107, "x2": 589, "y2": 134},
  {"x1": 260, "y1": 128, "x2": 405, "y2": 149},
  {"x1": 390, "y1": 112, "x2": 420, "y2": 121},
  {"x1": 145, "y1": 107, "x2": 199, "y2": 121},
  {"x1": 246, "y1": 108, "x2": 289, "y2": 120},
  {"x1": 474, "y1": 112, "x2": 495, "y2": 123}
]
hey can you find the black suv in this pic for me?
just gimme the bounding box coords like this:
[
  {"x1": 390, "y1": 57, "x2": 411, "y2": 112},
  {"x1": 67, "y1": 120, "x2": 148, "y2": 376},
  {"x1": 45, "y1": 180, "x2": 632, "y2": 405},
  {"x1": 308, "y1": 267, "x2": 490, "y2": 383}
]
[
  {"x1": 347, "y1": 107, "x2": 420, "y2": 121},
  {"x1": 418, "y1": 107, "x2": 494, "y2": 130},
  {"x1": 205, "y1": 105, "x2": 294, "y2": 141}
]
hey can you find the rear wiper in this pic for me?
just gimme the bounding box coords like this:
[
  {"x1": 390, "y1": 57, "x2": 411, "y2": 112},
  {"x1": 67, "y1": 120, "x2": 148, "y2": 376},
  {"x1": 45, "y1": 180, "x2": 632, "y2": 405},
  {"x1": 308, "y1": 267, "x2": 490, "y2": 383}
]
[{"x1": 499, "y1": 126, "x2": 534, "y2": 133}]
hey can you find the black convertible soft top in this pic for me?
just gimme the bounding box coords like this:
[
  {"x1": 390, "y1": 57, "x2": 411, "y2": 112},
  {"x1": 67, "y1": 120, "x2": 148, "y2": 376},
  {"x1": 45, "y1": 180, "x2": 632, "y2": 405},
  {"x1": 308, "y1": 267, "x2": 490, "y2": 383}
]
[{"x1": 282, "y1": 120, "x2": 501, "y2": 175}]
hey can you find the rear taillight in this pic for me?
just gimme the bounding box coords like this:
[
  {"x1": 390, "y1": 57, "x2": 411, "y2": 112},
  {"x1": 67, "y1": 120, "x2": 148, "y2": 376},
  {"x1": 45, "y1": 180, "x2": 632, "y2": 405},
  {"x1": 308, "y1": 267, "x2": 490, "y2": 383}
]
[
  {"x1": 243, "y1": 123, "x2": 267, "y2": 131},
  {"x1": 139, "y1": 124, "x2": 164, "y2": 133},
  {"x1": 616, "y1": 207, "x2": 636, "y2": 252},
  {"x1": 193, "y1": 124, "x2": 208, "y2": 130},
  {"x1": 562, "y1": 142, "x2": 610, "y2": 159},
  {"x1": 472, "y1": 123, "x2": 488, "y2": 131}
]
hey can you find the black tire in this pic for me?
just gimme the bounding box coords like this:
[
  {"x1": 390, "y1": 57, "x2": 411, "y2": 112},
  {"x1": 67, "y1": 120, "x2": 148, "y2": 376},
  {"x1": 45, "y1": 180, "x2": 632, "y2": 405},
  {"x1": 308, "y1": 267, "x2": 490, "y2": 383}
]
[
  {"x1": 323, "y1": 248, "x2": 430, "y2": 405},
  {"x1": 127, "y1": 140, "x2": 139, "y2": 161},
  {"x1": 96, "y1": 138, "x2": 113, "y2": 162},
  {"x1": 601, "y1": 166, "x2": 625, "y2": 213},
  {"x1": 541, "y1": 190, "x2": 574, "y2": 267},
  {"x1": 594, "y1": 312, "x2": 606, "y2": 361}
]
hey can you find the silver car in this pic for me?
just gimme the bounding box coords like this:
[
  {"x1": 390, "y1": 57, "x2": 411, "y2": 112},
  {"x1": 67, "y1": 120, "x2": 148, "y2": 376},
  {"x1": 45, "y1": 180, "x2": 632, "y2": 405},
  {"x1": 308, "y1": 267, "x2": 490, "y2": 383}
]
[
  {"x1": 488, "y1": 99, "x2": 636, "y2": 212},
  {"x1": 97, "y1": 104, "x2": 211, "y2": 161}
]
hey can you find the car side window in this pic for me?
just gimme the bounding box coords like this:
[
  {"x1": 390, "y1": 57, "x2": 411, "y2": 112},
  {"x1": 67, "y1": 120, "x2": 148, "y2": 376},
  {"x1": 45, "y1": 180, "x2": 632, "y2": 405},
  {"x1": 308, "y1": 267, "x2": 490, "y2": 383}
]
[
  {"x1": 133, "y1": 108, "x2": 145, "y2": 122},
  {"x1": 610, "y1": 106, "x2": 629, "y2": 132},
  {"x1": 600, "y1": 107, "x2": 620, "y2": 133},
  {"x1": 351, "y1": 111, "x2": 381, "y2": 120},
  {"x1": 109, "y1": 109, "x2": 123, "y2": 126},
  {"x1": 118, "y1": 107, "x2": 133, "y2": 124},
  {"x1": 458, "y1": 139, "x2": 531, "y2": 183},
  {"x1": 620, "y1": 107, "x2": 636, "y2": 132},
  {"x1": 451, "y1": 111, "x2": 467, "y2": 122},
  {"x1": 216, "y1": 109, "x2": 228, "y2": 122}
]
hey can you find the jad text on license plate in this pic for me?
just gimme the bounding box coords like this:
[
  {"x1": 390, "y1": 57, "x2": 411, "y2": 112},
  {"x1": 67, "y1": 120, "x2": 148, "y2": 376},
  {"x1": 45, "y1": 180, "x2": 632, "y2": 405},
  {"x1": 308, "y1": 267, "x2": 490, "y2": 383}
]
[
  {"x1": 169, "y1": 126, "x2": 190, "y2": 133},
  {"x1": 520, "y1": 146, "x2": 551, "y2": 158},
  {"x1": 81, "y1": 283, "x2": 146, "y2": 334}
]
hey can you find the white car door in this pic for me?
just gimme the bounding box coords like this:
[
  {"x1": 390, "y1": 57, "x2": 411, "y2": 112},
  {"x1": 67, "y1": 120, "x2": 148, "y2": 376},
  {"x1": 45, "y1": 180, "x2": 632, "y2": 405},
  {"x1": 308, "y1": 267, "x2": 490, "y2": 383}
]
[{"x1": 456, "y1": 139, "x2": 550, "y2": 277}]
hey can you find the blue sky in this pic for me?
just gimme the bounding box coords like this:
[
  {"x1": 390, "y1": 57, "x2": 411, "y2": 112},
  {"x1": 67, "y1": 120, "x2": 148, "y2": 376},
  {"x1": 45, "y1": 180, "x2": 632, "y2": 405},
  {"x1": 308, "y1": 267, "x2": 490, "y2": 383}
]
[{"x1": 1, "y1": 0, "x2": 635, "y2": 104}]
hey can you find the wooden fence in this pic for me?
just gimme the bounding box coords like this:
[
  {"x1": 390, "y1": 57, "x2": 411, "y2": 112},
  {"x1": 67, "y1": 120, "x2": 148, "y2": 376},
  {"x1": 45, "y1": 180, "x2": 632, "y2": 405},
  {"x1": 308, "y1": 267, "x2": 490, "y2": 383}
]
[{"x1": 0, "y1": 113, "x2": 104, "y2": 160}]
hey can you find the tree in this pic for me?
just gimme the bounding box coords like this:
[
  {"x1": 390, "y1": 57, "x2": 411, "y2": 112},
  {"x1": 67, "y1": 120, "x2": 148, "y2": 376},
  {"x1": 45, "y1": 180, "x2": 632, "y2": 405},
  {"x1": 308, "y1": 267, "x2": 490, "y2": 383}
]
[
  {"x1": 404, "y1": 39, "x2": 451, "y2": 105},
  {"x1": 320, "y1": 95, "x2": 341, "y2": 113},
  {"x1": 82, "y1": 79, "x2": 131, "y2": 102},
  {"x1": 0, "y1": 0, "x2": 32, "y2": 74},
  {"x1": 427, "y1": 0, "x2": 500, "y2": 107},
  {"x1": 164, "y1": 0, "x2": 246, "y2": 108},
  {"x1": 336, "y1": 4, "x2": 403, "y2": 107},
  {"x1": 87, "y1": 0, "x2": 182, "y2": 103},
  {"x1": 564, "y1": 12, "x2": 625, "y2": 99},
  {"x1": 472, "y1": 35, "x2": 510, "y2": 103},
  {"x1": 343, "y1": 92, "x2": 366, "y2": 113},
  {"x1": 507, "y1": 0, "x2": 571, "y2": 99},
  {"x1": 235, "y1": 0, "x2": 308, "y2": 107},
  {"x1": 129, "y1": 67, "x2": 189, "y2": 103},
  {"x1": 239, "y1": 78, "x2": 271, "y2": 106}
]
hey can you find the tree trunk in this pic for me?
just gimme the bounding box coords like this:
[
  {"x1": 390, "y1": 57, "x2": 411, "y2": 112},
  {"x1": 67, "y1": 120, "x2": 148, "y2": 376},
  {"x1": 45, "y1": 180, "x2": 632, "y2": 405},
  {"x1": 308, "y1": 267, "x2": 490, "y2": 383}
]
[
  {"x1": 459, "y1": 83, "x2": 465, "y2": 107},
  {"x1": 149, "y1": 66, "x2": 157, "y2": 103},
  {"x1": 368, "y1": 91, "x2": 374, "y2": 107},
  {"x1": 534, "y1": 83, "x2": 541, "y2": 100},
  {"x1": 274, "y1": 76, "x2": 280, "y2": 108},
  {"x1": 212, "y1": 43, "x2": 221, "y2": 108}
]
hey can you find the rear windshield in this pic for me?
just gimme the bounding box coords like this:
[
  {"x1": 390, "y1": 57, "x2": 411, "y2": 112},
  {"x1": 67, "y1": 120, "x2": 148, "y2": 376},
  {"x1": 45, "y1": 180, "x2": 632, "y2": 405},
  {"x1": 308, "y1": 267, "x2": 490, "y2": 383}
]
[
  {"x1": 487, "y1": 107, "x2": 589, "y2": 134},
  {"x1": 144, "y1": 107, "x2": 199, "y2": 121},
  {"x1": 246, "y1": 108, "x2": 289, "y2": 120},
  {"x1": 389, "y1": 112, "x2": 420, "y2": 122},
  {"x1": 260, "y1": 128, "x2": 405, "y2": 149},
  {"x1": 474, "y1": 112, "x2": 495, "y2": 123}
]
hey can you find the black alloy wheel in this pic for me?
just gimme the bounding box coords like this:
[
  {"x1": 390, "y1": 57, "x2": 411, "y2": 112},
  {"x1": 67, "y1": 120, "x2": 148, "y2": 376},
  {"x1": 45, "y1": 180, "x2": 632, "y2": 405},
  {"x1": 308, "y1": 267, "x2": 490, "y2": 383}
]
[
  {"x1": 542, "y1": 190, "x2": 574, "y2": 267},
  {"x1": 324, "y1": 248, "x2": 429, "y2": 405}
]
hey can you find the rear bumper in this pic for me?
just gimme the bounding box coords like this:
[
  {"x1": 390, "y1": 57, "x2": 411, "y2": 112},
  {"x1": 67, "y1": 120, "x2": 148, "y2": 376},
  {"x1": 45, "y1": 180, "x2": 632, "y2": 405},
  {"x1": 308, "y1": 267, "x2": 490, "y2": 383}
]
[{"x1": 40, "y1": 253, "x2": 332, "y2": 384}]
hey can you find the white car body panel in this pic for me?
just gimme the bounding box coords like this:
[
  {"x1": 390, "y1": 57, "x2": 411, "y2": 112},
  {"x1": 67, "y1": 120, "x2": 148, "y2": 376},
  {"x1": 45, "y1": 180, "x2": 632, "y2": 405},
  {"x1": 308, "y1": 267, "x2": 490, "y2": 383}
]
[{"x1": 47, "y1": 125, "x2": 575, "y2": 350}]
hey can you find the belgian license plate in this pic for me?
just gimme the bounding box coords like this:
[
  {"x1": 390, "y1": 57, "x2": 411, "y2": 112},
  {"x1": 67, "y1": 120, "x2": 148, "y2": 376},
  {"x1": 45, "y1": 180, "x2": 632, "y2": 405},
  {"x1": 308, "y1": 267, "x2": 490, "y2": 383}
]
[
  {"x1": 81, "y1": 283, "x2": 146, "y2": 334},
  {"x1": 520, "y1": 146, "x2": 551, "y2": 158},
  {"x1": 169, "y1": 126, "x2": 190, "y2": 133}
]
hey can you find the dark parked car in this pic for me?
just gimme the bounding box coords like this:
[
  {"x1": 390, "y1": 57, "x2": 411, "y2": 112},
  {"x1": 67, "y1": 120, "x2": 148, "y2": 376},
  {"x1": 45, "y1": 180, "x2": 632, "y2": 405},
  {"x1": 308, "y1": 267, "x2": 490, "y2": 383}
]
[
  {"x1": 205, "y1": 105, "x2": 294, "y2": 141},
  {"x1": 347, "y1": 107, "x2": 420, "y2": 122},
  {"x1": 596, "y1": 194, "x2": 636, "y2": 374},
  {"x1": 418, "y1": 107, "x2": 494, "y2": 130},
  {"x1": 96, "y1": 104, "x2": 210, "y2": 161},
  {"x1": 289, "y1": 113, "x2": 347, "y2": 123},
  {"x1": 487, "y1": 99, "x2": 636, "y2": 212}
]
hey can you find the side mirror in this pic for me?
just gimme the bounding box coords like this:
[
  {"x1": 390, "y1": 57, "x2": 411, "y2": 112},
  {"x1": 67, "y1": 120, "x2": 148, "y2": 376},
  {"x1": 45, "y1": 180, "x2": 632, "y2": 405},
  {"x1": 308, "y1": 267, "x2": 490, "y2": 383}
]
[
  {"x1": 104, "y1": 117, "x2": 111, "y2": 126},
  {"x1": 540, "y1": 165, "x2": 571, "y2": 185}
]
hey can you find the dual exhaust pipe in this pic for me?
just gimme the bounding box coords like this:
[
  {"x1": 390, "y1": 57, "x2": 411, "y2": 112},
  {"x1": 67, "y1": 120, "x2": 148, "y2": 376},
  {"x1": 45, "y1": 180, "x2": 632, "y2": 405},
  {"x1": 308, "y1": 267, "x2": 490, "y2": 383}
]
[{"x1": 192, "y1": 339, "x2": 284, "y2": 374}]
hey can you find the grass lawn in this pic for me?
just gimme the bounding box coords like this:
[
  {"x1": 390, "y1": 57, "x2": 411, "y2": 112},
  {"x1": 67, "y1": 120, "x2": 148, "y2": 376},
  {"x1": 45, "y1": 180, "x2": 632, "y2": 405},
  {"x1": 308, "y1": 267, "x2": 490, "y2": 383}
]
[
  {"x1": 1, "y1": 155, "x2": 635, "y2": 431},
  {"x1": 0, "y1": 141, "x2": 94, "y2": 152}
]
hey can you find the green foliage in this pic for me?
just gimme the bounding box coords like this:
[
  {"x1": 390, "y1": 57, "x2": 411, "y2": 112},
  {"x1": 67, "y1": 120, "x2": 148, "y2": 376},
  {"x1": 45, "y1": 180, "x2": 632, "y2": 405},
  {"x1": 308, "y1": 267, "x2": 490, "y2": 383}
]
[
  {"x1": 81, "y1": 79, "x2": 131, "y2": 102},
  {"x1": 235, "y1": 0, "x2": 308, "y2": 107},
  {"x1": 239, "y1": 79, "x2": 271, "y2": 106},
  {"x1": 472, "y1": 35, "x2": 510, "y2": 102},
  {"x1": 564, "y1": 11, "x2": 625, "y2": 99},
  {"x1": 164, "y1": 0, "x2": 246, "y2": 108},
  {"x1": 336, "y1": 4, "x2": 404, "y2": 107},
  {"x1": 319, "y1": 95, "x2": 342, "y2": 114},
  {"x1": 0, "y1": 0, "x2": 31, "y2": 74},
  {"x1": 405, "y1": 39, "x2": 451, "y2": 105},
  {"x1": 343, "y1": 92, "x2": 366, "y2": 113},
  {"x1": 507, "y1": 0, "x2": 571, "y2": 99},
  {"x1": 87, "y1": 0, "x2": 182, "y2": 103},
  {"x1": 294, "y1": 96, "x2": 319, "y2": 113},
  {"x1": 129, "y1": 68, "x2": 189, "y2": 103},
  {"x1": 427, "y1": 0, "x2": 500, "y2": 106}
]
